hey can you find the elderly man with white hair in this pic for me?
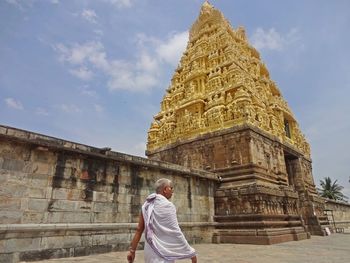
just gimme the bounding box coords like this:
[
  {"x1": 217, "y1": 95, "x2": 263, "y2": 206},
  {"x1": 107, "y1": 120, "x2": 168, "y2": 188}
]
[{"x1": 127, "y1": 178, "x2": 197, "y2": 263}]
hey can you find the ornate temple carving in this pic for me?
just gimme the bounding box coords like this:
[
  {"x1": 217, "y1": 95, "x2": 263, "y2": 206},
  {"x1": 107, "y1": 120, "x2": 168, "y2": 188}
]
[{"x1": 147, "y1": 1, "x2": 310, "y2": 158}]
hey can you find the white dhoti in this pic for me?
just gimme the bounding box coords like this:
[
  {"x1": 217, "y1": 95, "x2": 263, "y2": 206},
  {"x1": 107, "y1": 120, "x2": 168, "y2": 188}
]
[
  {"x1": 144, "y1": 241, "x2": 174, "y2": 263},
  {"x1": 142, "y1": 193, "x2": 196, "y2": 262}
]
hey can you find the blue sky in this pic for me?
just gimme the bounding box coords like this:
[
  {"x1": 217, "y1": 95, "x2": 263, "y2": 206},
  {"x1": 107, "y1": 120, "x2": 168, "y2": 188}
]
[{"x1": 1, "y1": 0, "x2": 349, "y2": 197}]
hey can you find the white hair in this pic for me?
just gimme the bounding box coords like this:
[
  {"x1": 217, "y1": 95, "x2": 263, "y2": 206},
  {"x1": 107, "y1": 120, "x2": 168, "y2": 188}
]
[{"x1": 155, "y1": 178, "x2": 171, "y2": 193}]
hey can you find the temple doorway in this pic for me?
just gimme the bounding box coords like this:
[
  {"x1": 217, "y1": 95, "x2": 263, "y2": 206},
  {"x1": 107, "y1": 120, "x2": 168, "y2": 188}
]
[{"x1": 284, "y1": 152, "x2": 298, "y2": 188}]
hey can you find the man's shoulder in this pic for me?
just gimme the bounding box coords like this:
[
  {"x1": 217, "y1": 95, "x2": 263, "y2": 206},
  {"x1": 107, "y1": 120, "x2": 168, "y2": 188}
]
[{"x1": 155, "y1": 195, "x2": 175, "y2": 208}]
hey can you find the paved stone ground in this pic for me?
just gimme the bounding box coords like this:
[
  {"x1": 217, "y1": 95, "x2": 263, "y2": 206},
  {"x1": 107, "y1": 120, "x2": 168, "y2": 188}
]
[{"x1": 30, "y1": 232, "x2": 350, "y2": 263}]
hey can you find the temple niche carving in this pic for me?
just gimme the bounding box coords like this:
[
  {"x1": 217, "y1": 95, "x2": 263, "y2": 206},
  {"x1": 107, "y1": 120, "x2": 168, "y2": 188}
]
[{"x1": 147, "y1": 1, "x2": 327, "y2": 244}]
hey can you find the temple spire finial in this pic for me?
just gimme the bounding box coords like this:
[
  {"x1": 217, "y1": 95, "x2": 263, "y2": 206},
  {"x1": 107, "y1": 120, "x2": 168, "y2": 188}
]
[
  {"x1": 203, "y1": 0, "x2": 211, "y2": 6},
  {"x1": 201, "y1": 0, "x2": 214, "y2": 14}
]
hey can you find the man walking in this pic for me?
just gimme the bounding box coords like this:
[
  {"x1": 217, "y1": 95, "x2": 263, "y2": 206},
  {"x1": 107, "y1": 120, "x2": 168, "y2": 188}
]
[{"x1": 127, "y1": 178, "x2": 197, "y2": 263}]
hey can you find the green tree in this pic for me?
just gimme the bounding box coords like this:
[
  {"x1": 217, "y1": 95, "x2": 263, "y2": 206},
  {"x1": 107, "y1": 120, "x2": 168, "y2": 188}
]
[{"x1": 318, "y1": 177, "x2": 348, "y2": 201}]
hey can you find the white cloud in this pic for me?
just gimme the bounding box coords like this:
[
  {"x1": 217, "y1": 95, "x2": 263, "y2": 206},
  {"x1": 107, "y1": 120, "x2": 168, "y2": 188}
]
[
  {"x1": 107, "y1": 60, "x2": 158, "y2": 91},
  {"x1": 53, "y1": 31, "x2": 188, "y2": 92},
  {"x1": 53, "y1": 41, "x2": 157, "y2": 91},
  {"x1": 54, "y1": 42, "x2": 105, "y2": 65},
  {"x1": 94, "y1": 104, "x2": 104, "y2": 113},
  {"x1": 36, "y1": 107, "x2": 49, "y2": 116},
  {"x1": 69, "y1": 67, "x2": 93, "y2": 81},
  {"x1": 156, "y1": 31, "x2": 189, "y2": 66},
  {"x1": 5, "y1": 98, "x2": 23, "y2": 110},
  {"x1": 51, "y1": 0, "x2": 59, "y2": 4},
  {"x1": 6, "y1": 0, "x2": 20, "y2": 5},
  {"x1": 5, "y1": 0, "x2": 37, "y2": 10},
  {"x1": 81, "y1": 9, "x2": 98, "y2": 24},
  {"x1": 59, "y1": 104, "x2": 81, "y2": 113},
  {"x1": 136, "y1": 52, "x2": 158, "y2": 73},
  {"x1": 251, "y1": 27, "x2": 301, "y2": 51},
  {"x1": 105, "y1": 0, "x2": 133, "y2": 8},
  {"x1": 80, "y1": 86, "x2": 98, "y2": 98},
  {"x1": 5, "y1": 0, "x2": 23, "y2": 10},
  {"x1": 94, "y1": 29, "x2": 104, "y2": 36}
]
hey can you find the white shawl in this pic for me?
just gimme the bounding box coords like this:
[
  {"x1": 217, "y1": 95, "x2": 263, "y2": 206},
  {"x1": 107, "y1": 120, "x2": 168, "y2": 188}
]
[{"x1": 142, "y1": 193, "x2": 196, "y2": 261}]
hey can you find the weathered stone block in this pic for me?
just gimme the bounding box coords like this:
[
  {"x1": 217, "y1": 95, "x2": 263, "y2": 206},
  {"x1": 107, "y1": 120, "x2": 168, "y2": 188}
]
[
  {"x1": 0, "y1": 198, "x2": 21, "y2": 210},
  {"x1": 28, "y1": 199, "x2": 48, "y2": 212},
  {"x1": 75, "y1": 201, "x2": 92, "y2": 211},
  {"x1": 32, "y1": 150, "x2": 55, "y2": 163},
  {"x1": 23, "y1": 162, "x2": 34, "y2": 173},
  {"x1": 6, "y1": 171, "x2": 29, "y2": 184},
  {"x1": 76, "y1": 144, "x2": 88, "y2": 152},
  {"x1": 27, "y1": 187, "x2": 46, "y2": 198},
  {"x1": 105, "y1": 233, "x2": 130, "y2": 244},
  {"x1": 21, "y1": 212, "x2": 45, "y2": 224},
  {"x1": 3, "y1": 237, "x2": 41, "y2": 253},
  {"x1": 94, "y1": 202, "x2": 117, "y2": 213},
  {"x1": 0, "y1": 126, "x2": 7, "y2": 135},
  {"x1": 80, "y1": 235, "x2": 93, "y2": 247},
  {"x1": 48, "y1": 199, "x2": 76, "y2": 212},
  {"x1": 45, "y1": 187, "x2": 53, "y2": 199},
  {"x1": 63, "y1": 236, "x2": 82, "y2": 248},
  {"x1": 0, "y1": 182, "x2": 28, "y2": 198},
  {"x1": 46, "y1": 212, "x2": 63, "y2": 223},
  {"x1": 61, "y1": 212, "x2": 91, "y2": 223},
  {"x1": 6, "y1": 128, "x2": 29, "y2": 139},
  {"x1": 93, "y1": 212, "x2": 120, "y2": 223},
  {"x1": 52, "y1": 188, "x2": 80, "y2": 200},
  {"x1": 32, "y1": 162, "x2": 51, "y2": 175},
  {"x1": 0, "y1": 253, "x2": 18, "y2": 263},
  {"x1": 91, "y1": 235, "x2": 106, "y2": 246},
  {"x1": 21, "y1": 198, "x2": 29, "y2": 211},
  {"x1": 93, "y1": 191, "x2": 108, "y2": 202},
  {"x1": 29, "y1": 176, "x2": 49, "y2": 188},
  {"x1": 41, "y1": 236, "x2": 64, "y2": 249},
  {"x1": 2, "y1": 158, "x2": 25, "y2": 172},
  {"x1": 19, "y1": 248, "x2": 70, "y2": 262}
]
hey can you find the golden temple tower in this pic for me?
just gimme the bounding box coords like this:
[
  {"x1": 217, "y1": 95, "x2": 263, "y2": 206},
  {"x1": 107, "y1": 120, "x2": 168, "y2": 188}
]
[
  {"x1": 147, "y1": 1, "x2": 310, "y2": 158},
  {"x1": 147, "y1": 1, "x2": 327, "y2": 244}
]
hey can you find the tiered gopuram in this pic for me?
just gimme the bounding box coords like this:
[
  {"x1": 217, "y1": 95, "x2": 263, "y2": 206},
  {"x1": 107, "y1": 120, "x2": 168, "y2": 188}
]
[
  {"x1": 147, "y1": 2, "x2": 310, "y2": 158},
  {"x1": 147, "y1": 1, "x2": 327, "y2": 244}
]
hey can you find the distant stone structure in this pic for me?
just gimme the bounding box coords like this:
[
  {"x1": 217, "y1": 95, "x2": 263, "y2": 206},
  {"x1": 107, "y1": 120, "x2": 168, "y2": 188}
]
[
  {"x1": 324, "y1": 199, "x2": 350, "y2": 229},
  {"x1": 146, "y1": 1, "x2": 326, "y2": 244}
]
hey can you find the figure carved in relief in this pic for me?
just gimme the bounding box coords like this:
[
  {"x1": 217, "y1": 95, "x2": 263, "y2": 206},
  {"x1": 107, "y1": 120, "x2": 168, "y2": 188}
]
[
  {"x1": 226, "y1": 92, "x2": 232, "y2": 103},
  {"x1": 190, "y1": 81, "x2": 197, "y2": 94},
  {"x1": 227, "y1": 102, "x2": 239, "y2": 120},
  {"x1": 270, "y1": 114, "x2": 281, "y2": 135}
]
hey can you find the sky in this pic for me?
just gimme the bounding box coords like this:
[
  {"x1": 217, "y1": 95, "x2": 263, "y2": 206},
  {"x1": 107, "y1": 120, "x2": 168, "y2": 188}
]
[{"x1": 1, "y1": 0, "x2": 349, "y2": 197}]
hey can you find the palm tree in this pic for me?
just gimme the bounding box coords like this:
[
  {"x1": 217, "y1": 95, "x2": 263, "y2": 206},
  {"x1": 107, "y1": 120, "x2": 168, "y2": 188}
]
[{"x1": 318, "y1": 177, "x2": 348, "y2": 201}]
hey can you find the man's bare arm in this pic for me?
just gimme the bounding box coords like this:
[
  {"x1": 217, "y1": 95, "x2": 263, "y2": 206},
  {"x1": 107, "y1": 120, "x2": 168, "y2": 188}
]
[{"x1": 127, "y1": 213, "x2": 145, "y2": 263}]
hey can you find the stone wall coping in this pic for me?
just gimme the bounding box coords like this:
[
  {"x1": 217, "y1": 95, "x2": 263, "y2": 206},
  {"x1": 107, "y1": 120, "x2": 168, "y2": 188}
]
[
  {"x1": 0, "y1": 222, "x2": 217, "y2": 233},
  {"x1": 0, "y1": 125, "x2": 218, "y2": 181},
  {"x1": 323, "y1": 198, "x2": 350, "y2": 207}
]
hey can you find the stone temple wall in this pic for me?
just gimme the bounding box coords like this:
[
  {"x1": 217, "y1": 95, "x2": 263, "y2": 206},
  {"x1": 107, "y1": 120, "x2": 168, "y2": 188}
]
[
  {"x1": 324, "y1": 199, "x2": 350, "y2": 229},
  {"x1": 0, "y1": 125, "x2": 217, "y2": 262},
  {"x1": 148, "y1": 124, "x2": 327, "y2": 241}
]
